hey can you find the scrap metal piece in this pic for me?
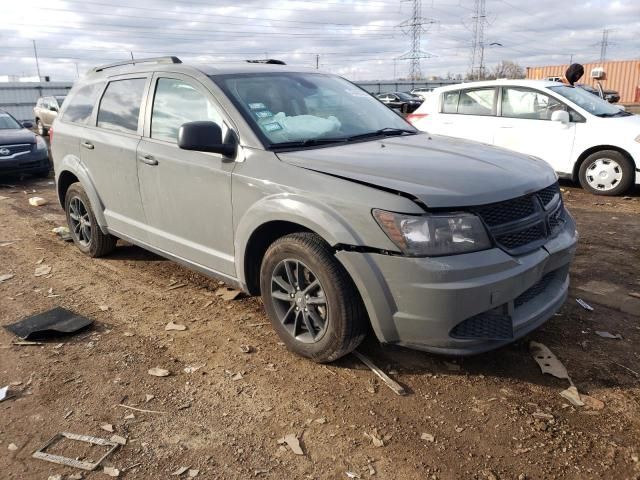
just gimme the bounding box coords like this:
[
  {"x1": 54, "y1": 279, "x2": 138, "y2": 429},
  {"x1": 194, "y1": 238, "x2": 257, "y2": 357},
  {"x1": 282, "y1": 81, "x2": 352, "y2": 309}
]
[
  {"x1": 352, "y1": 351, "x2": 407, "y2": 396},
  {"x1": 32, "y1": 432, "x2": 120, "y2": 471},
  {"x1": 4, "y1": 307, "x2": 93, "y2": 340}
]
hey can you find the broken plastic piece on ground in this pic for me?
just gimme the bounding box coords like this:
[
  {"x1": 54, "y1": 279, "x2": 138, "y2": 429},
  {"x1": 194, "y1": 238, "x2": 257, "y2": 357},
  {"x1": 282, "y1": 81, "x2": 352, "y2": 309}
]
[
  {"x1": 0, "y1": 273, "x2": 14, "y2": 283},
  {"x1": 576, "y1": 298, "x2": 594, "y2": 311},
  {"x1": 4, "y1": 307, "x2": 94, "y2": 340},
  {"x1": 278, "y1": 433, "x2": 304, "y2": 455},
  {"x1": 560, "y1": 386, "x2": 585, "y2": 407},
  {"x1": 28, "y1": 196, "x2": 48, "y2": 206},
  {"x1": 0, "y1": 385, "x2": 14, "y2": 402},
  {"x1": 529, "y1": 341, "x2": 572, "y2": 384},
  {"x1": 52, "y1": 226, "x2": 73, "y2": 242},
  {"x1": 352, "y1": 350, "x2": 407, "y2": 396},
  {"x1": 32, "y1": 432, "x2": 120, "y2": 471},
  {"x1": 595, "y1": 331, "x2": 623, "y2": 339}
]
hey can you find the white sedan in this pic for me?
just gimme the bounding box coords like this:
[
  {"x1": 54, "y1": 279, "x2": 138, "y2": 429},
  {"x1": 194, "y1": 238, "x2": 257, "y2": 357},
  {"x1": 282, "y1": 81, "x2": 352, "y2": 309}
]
[{"x1": 407, "y1": 79, "x2": 640, "y2": 195}]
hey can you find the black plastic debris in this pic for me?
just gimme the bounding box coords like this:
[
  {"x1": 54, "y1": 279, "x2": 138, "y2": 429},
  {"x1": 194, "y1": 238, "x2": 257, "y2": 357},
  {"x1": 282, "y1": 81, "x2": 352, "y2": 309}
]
[{"x1": 4, "y1": 307, "x2": 93, "y2": 340}]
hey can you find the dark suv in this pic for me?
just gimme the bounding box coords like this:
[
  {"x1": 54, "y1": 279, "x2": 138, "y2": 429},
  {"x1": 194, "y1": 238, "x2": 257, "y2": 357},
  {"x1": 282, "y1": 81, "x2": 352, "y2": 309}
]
[{"x1": 0, "y1": 110, "x2": 50, "y2": 177}]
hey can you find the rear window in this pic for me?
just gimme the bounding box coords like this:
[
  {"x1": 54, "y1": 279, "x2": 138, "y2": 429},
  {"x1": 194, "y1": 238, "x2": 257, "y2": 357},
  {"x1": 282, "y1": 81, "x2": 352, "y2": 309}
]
[
  {"x1": 97, "y1": 78, "x2": 147, "y2": 134},
  {"x1": 62, "y1": 83, "x2": 103, "y2": 125}
]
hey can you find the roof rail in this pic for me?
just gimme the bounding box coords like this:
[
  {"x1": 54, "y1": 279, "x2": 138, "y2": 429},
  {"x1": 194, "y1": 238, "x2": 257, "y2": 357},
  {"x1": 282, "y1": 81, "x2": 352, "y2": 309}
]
[
  {"x1": 246, "y1": 59, "x2": 286, "y2": 65},
  {"x1": 92, "y1": 56, "x2": 182, "y2": 73}
]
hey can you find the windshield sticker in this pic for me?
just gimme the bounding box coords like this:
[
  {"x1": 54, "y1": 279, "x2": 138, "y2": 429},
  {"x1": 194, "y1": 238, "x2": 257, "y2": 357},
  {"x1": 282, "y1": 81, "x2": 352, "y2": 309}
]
[
  {"x1": 255, "y1": 110, "x2": 273, "y2": 119},
  {"x1": 262, "y1": 122, "x2": 282, "y2": 132},
  {"x1": 249, "y1": 102, "x2": 267, "y2": 110}
]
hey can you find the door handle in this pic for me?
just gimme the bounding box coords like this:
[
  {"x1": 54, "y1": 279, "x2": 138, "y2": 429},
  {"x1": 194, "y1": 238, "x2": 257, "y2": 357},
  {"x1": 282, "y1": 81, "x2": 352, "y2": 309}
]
[
  {"x1": 138, "y1": 154, "x2": 158, "y2": 166},
  {"x1": 80, "y1": 141, "x2": 94, "y2": 150}
]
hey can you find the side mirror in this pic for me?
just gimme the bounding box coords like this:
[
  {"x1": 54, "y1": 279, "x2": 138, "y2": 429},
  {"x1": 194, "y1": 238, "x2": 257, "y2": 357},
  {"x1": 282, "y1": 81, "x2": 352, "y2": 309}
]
[
  {"x1": 178, "y1": 121, "x2": 236, "y2": 157},
  {"x1": 22, "y1": 121, "x2": 33, "y2": 129},
  {"x1": 551, "y1": 110, "x2": 570, "y2": 124}
]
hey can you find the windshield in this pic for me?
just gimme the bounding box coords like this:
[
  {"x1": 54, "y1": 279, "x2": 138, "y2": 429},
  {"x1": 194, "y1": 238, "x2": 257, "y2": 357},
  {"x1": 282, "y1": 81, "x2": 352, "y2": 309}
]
[
  {"x1": 212, "y1": 72, "x2": 415, "y2": 148},
  {"x1": 549, "y1": 85, "x2": 626, "y2": 117},
  {"x1": 0, "y1": 113, "x2": 22, "y2": 129}
]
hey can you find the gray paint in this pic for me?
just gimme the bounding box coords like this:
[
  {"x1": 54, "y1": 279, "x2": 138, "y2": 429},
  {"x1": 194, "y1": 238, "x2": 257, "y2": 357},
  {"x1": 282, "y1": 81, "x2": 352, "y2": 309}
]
[{"x1": 51, "y1": 60, "x2": 577, "y2": 355}]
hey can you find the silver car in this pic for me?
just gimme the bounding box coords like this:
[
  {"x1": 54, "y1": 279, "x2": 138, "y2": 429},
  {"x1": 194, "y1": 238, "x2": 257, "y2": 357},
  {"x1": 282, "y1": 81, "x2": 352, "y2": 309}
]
[{"x1": 51, "y1": 57, "x2": 577, "y2": 362}]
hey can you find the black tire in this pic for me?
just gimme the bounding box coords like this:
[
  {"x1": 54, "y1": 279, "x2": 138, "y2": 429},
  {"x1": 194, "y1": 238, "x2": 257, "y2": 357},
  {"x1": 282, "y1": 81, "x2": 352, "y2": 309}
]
[
  {"x1": 36, "y1": 119, "x2": 48, "y2": 136},
  {"x1": 260, "y1": 232, "x2": 367, "y2": 363},
  {"x1": 401, "y1": 103, "x2": 409, "y2": 114},
  {"x1": 578, "y1": 150, "x2": 635, "y2": 196},
  {"x1": 64, "y1": 183, "x2": 117, "y2": 257}
]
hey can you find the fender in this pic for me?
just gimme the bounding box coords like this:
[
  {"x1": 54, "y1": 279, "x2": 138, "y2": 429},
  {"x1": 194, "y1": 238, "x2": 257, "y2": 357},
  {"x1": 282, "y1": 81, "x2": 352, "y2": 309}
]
[
  {"x1": 234, "y1": 193, "x2": 365, "y2": 287},
  {"x1": 56, "y1": 154, "x2": 109, "y2": 232}
]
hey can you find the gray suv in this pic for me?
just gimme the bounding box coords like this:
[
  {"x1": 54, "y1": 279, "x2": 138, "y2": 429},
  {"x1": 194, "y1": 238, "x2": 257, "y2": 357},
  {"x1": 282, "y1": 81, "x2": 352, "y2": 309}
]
[{"x1": 51, "y1": 57, "x2": 577, "y2": 362}]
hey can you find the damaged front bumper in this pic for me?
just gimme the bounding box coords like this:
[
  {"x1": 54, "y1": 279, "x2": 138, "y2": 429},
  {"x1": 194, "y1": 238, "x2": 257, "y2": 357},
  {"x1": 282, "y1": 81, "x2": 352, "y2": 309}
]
[{"x1": 336, "y1": 213, "x2": 578, "y2": 355}]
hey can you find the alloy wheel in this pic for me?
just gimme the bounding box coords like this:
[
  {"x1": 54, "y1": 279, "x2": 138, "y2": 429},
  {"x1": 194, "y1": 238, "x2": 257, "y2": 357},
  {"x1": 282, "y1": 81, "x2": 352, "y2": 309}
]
[
  {"x1": 68, "y1": 196, "x2": 92, "y2": 247},
  {"x1": 270, "y1": 259, "x2": 328, "y2": 343}
]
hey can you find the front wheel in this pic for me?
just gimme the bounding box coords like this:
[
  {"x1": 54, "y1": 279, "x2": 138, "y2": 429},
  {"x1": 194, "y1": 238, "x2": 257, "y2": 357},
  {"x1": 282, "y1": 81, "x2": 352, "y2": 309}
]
[
  {"x1": 260, "y1": 232, "x2": 367, "y2": 363},
  {"x1": 64, "y1": 183, "x2": 117, "y2": 257},
  {"x1": 578, "y1": 150, "x2": 635, "y2": 196}
]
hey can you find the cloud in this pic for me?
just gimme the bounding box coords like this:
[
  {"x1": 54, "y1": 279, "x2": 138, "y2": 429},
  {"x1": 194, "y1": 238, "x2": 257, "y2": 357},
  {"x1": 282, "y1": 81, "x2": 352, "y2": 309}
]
[{"x1": 0, "y1": 0, "x2": 638, "y2": 81}]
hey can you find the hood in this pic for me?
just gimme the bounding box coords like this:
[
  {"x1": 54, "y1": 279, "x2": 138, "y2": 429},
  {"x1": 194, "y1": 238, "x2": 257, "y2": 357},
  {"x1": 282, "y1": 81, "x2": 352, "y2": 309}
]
[
  {"x1": 0, "y1": 128, "x2": 36, "y2": 145},
  {"x1": 277, "y1": 133, "x2": 557, "y2": 208}
]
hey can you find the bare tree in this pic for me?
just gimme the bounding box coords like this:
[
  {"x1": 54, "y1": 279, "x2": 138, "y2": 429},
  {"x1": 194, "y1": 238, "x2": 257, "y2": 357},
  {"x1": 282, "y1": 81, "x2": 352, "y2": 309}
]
[{"x1": 492, "y1": 60, "x2": 525, "y2": 79}]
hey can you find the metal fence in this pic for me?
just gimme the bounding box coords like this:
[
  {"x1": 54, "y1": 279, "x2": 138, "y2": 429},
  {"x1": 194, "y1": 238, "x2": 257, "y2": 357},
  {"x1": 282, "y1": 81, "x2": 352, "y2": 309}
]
[
  {"x1": 355, "y1": 80, "x2": 459, "y2": 94},
  {"x1": 0, "y1": 82, "x2": 73, "y2": 122}
]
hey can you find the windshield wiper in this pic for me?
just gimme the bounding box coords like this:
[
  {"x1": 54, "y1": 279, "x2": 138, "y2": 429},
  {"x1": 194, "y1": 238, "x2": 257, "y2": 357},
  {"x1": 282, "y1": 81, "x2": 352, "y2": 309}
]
[
  {"x1": 271, "y1": 137, "x2": 350, "y2": 149},
  {"x1": 345, "y1": 127, "x2": 417, "y2": 141}
]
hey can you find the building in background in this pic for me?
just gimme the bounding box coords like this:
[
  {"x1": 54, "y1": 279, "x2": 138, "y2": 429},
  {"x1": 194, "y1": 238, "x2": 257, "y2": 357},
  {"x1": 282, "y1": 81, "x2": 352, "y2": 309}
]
[
  {"x1": 0, "y1": 82, "x2": 72, "y2": 122},
  {"x1": 526, "y1": 59, "x2": 640, "y2": 104}
]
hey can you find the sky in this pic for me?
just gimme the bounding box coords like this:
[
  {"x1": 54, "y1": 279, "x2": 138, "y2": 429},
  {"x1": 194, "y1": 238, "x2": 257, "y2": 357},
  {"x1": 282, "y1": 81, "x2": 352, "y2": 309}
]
[{"x1": 1, "y1": 0, "x2": 639, "y2": 82}]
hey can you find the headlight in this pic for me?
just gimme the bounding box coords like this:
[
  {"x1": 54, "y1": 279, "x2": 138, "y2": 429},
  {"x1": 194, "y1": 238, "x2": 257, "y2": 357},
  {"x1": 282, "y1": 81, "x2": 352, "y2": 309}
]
[
  {"x1": 36, "y1": 135, "x2": 47, "y2": 150},
  {"x1": 372, "y1": 209, "x2": 492, "y2": 256},
  {"x1": 635, "y1": 134, "x2": 640, "y2": 143}
]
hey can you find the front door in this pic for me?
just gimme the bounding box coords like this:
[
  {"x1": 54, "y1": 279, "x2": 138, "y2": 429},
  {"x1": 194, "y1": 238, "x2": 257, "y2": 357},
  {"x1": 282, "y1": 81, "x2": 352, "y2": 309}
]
[
  {"x1": 79, "y1": 75, "x2": 150, "y2": 240},
  {"x1": 493, "y1": 86, "x2": 576, "y2": 173},
  {"x1": 136, "y1": 73, "x2": 236, "y2": 276}
]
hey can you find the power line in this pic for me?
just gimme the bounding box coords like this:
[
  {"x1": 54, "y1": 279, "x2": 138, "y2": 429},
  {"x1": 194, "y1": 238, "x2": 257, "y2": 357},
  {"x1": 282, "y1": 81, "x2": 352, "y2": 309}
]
[{"x1": 599, "y1": 29, "x2": 611, "y2": 64}]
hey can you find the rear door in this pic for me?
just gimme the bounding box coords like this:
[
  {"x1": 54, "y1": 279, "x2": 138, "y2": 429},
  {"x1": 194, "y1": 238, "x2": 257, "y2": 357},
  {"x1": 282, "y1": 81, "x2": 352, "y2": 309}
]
[
  {"x1": 136, "y1": 73, "x2": 236, "y2": 276},
  {"x1": 435, "y1": 87, "x2": 498, "y2": 144},
  {"x1": 79, "y1": 75, "x2": 150, "y2": 241},
  {"x1": 493, "y1": 86, "x2": 576, "y2": 172}
]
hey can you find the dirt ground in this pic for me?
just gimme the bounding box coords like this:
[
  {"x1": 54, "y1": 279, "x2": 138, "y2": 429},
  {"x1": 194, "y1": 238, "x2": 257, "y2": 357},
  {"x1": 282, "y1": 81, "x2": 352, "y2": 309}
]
[{"x1": 1, "y1": 174, "x2": 639, "y2": 480}]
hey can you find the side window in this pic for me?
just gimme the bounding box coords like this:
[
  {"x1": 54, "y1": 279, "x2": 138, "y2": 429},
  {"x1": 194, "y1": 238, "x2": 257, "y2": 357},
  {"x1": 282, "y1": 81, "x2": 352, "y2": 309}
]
[
  {"x1": 150, "y1": 78, "x2": 222, "y2": 143},
  {"x1": 63, "y1": 83, "x2": 103, "y2": 125},
  {"x1": 97, "y1": 78, "x2": 147, "y2": 133},
  {"x1": 442, "y1": 90, "x2": 459, "y2": 113},
  {"x1": 501, "y1": 87, "x2": 567, "y2": 120},
  {"x1": 458, "y1": 88, "x2": 496, "y2": 116}
]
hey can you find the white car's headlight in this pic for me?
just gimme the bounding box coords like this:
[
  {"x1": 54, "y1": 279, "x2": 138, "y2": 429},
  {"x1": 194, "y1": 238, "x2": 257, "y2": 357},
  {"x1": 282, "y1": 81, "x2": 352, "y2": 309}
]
[
  {"x1": 373, "y1": 209, "x2": 492, "y2": 256},
  {"x1": 36, "y1": 135, "x2": 47, "y2": 150}
]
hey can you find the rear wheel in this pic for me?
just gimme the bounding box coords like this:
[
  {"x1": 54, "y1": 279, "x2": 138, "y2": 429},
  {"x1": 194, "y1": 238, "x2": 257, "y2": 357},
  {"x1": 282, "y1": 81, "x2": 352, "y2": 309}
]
[
  {"x1": 578, "y1": 150, "x2": 634, "y2": 196},
  {"x1": 260, "y1": 232, "x2": 367, "y2": 363},
  {"x1": 64, "y1": 183, "x2": 117, "y2": 257}
]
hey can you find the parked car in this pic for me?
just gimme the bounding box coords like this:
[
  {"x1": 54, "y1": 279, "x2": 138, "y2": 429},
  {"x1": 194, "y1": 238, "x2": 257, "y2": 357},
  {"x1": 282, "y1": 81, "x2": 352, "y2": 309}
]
[
  {"x1": 577, "y1": 84, "x2": 620, "y2": 104},
  {"x1": 410, "y1": 87, "x2": 434, "y2": 100},
  {"x1": 376, "y1": 92, "x2": 422, "y2": 113},
  {"x1": 34, "y1": 95, "x2": 67, "y2": 136},
  {"x1": 51, "y1": 57, "x2": 576, "y2": 362},
  {"x1": 0, "y1": 110, "x2": 50, "y2": 177},
  {"x1": 408, "y1": 79, "x2": 639, "y2": 195}
]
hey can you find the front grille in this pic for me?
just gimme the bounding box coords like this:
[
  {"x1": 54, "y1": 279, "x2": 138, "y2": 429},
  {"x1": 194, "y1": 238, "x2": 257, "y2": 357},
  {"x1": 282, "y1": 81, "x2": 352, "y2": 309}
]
[
  {"x1": 0, "y1": 144, "x2": 32, "y2": 156},
  {"x1": 514, "y1": 270, "x2": 558, "y2": 308},
  {"x1": 472, "y1": 182, "x2": 565, "y2": 255},
  {"x1": 450, "y1": 309, "x2": 513, "y2": 340}
]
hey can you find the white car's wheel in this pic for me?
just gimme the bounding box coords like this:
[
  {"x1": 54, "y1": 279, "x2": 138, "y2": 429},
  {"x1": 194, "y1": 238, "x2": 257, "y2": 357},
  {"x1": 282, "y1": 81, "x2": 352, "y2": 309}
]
[{"x1": 578, "y1": 150, "x2": 634, "y2": 196}]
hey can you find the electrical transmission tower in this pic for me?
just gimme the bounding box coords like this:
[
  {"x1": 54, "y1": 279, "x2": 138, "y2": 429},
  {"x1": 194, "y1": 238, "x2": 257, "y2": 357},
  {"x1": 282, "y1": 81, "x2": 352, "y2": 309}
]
[
  {"x1": 397, "y1": 0, "x2": 437, "y2": 80},
  {"x1": 599, "y1": 29, "x2": 610, "y2": 64},
  {"x1": 470, "y1": 0, "x2": 487, "y2": 80}
]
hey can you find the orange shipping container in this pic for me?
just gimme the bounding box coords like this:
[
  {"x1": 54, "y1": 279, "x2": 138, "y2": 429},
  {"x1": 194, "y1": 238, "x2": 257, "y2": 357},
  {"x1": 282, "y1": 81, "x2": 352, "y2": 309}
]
[{"x1": 526, "y1": 59, "x2": 640, "y2": 104}]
